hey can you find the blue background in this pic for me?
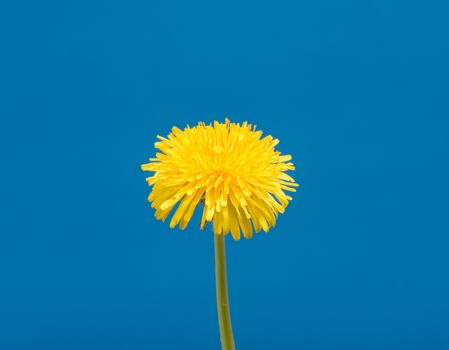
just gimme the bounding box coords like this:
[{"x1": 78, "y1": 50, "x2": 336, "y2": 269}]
[{"x1": 1, "y1": 0, "x2": 448, "y2": 349}]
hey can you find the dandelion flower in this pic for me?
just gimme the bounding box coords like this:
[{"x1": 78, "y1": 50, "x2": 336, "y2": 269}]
[
  {"x1": 141, "y1": 119, "x2": 298, "y2": 350},
  {"x1": 141, "y1": 119, "x2": 297, "y2": 240}
]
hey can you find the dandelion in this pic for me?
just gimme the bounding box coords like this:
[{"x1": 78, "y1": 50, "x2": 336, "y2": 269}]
[{"x1": 141, "y1": 119, "x2": 297, "y2": 349}]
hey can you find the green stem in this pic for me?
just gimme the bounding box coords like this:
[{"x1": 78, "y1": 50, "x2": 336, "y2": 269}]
[{"x1": 214, "y1": 233, "x2": 236, "y2": 350}]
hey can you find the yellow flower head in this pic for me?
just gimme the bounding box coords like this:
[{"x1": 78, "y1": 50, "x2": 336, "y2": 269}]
[{"x1": 141, "y1": 119, "x2": 298, "y2": 240}]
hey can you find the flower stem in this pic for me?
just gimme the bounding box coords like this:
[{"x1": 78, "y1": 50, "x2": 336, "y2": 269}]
[{"x1": 214, "y1": 233, "x2": 236, "y2": 350}]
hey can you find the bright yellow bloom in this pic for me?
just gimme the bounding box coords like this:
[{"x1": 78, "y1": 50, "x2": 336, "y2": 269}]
[{"x1": 141, "y1": 119, "x2": 298, "y2": 240}]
